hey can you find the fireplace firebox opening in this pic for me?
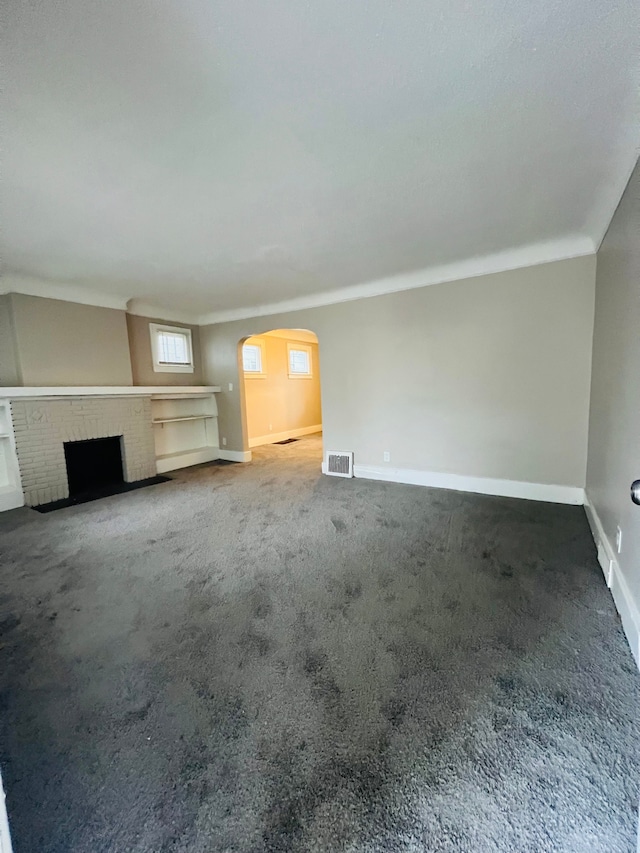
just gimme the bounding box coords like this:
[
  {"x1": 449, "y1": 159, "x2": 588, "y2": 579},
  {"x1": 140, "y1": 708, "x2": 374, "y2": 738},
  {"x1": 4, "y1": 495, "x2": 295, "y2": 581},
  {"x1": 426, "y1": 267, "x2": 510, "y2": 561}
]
[{"x1": 64, "y1": 436, "x2": 125, "y2": 498}]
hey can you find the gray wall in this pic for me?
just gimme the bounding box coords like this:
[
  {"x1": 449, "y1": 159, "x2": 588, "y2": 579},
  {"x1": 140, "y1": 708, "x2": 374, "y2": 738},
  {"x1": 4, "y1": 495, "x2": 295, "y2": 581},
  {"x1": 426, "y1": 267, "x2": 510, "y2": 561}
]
[
  {"x1": 586, "y1": 159, "x2": 640, "y2": 609},
  {"x1": 0, "y1": 295, "x2": 21, "y2": 386},
  {"x1": 126, "y1": 313, "x2": 204, "y2": 386},
  {"x1": 201, "y1": 256, "x2": 596, "y2": 488},
  {"x1": 10, "y1": 294, "x2": 133, "y2": 386}
]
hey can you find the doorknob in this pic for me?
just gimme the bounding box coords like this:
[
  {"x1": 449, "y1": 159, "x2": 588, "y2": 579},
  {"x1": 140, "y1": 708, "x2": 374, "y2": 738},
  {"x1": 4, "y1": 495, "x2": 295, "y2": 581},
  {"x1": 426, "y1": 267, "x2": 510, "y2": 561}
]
[{"x1": 631, "y1": 480, "x2": 640, "y2": 505}]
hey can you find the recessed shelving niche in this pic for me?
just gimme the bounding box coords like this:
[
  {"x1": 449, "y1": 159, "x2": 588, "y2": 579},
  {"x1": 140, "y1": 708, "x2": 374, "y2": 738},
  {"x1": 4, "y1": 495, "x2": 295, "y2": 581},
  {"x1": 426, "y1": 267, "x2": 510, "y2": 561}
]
[{"x1": 151, "y1": 392, "x2": 220, "y2": 473}]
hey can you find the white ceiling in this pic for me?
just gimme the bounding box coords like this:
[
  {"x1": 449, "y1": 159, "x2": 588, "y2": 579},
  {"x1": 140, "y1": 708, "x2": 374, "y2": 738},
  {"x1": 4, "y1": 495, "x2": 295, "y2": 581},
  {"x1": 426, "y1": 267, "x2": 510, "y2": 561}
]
[{"x1": 3, "y1": 0, "x2": 639, "y2": 322}]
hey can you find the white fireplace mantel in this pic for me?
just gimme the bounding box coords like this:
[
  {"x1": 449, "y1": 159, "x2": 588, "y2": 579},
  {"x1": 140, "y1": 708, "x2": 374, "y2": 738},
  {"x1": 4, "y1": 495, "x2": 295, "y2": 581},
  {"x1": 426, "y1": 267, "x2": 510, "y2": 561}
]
[{"x1": 0, "y1": 385, "x2": 221, "y2": 399}]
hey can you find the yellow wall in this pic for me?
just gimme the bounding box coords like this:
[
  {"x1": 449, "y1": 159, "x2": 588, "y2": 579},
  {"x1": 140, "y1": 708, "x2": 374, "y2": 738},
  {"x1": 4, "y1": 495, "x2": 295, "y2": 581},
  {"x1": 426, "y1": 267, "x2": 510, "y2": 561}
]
[{"x1": 243, "y1": 331, "x2": 322, "y2": 446}]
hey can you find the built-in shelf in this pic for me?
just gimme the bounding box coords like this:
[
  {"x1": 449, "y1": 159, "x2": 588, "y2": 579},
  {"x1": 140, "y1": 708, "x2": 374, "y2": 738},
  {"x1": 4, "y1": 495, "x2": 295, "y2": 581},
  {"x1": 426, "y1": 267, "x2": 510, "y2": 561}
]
[
  {"x1": 155, "y1": 446, "x2": 220, "y2": 474},
  {"x1": 152, "y1": 415, "x2": 215, "y2": 424},
  {"x1": 0, "y1": 434, "x2": 9, "y2": 439},
  {"x1": 151, "y1": 393, "x2": 220, "y2": 400},
  {"x1": 150, "y1": 391, "x2": 219, "y2": 472},
  {"x1": 156, "y1": 446, "x2": 218, "y2": 461}
]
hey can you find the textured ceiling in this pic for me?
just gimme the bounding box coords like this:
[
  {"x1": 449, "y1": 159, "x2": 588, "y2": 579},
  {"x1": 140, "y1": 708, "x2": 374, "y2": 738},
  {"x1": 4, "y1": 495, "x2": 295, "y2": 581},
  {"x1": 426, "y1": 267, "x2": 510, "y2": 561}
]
[{"x1": 3, "y1": 0, "x2": 639, "y2": 321}]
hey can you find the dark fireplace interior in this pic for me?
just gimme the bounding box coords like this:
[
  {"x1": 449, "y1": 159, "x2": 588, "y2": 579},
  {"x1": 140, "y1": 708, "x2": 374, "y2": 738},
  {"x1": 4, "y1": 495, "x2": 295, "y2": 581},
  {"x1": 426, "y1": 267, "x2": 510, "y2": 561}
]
[
  {"x1": 34, "y1": 435, "x2": 170, "y2": 513},
  {"x1": 64, "y1": 436, "x2": 124, "y2": 498}
]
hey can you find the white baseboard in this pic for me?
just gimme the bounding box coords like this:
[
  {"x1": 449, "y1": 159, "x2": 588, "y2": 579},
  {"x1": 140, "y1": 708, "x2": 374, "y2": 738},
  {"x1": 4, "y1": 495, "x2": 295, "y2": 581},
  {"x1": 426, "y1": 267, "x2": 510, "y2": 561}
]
[
  {"x1": 0, "y1": 486, "x2": 24, "y2": 513},
  {"x1": 584, "y1": 494, "x2": 640, "y2": 670},
  {"x1": 217, "y1": 449, "x2": 252, "y2": 463},
  {"x1": 248, "y1": 424, "x2": 322, "y2": 449},
  {"x1": 350, "y1": 464, "x2": 585, "y2": 505}
]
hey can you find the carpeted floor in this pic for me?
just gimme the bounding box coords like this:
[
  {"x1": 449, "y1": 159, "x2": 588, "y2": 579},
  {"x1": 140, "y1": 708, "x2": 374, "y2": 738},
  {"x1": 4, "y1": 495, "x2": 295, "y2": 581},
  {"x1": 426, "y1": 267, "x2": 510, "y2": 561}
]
[{"x1": 0, "y1": 434, "x2": 638, "y2": 852}]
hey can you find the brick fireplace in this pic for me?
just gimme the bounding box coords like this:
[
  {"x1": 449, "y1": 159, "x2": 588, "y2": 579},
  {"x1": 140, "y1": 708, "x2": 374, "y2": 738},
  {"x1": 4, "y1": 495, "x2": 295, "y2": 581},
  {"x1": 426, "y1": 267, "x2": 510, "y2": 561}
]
[{"x1": 10, "y1": 396, "x2": 157, "y2": 506}]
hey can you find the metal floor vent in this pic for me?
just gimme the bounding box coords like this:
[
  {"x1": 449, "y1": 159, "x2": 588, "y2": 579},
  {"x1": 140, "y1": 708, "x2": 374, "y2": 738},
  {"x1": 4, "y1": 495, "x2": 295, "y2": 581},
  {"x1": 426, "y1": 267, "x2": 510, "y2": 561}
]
[{"x1": 325, "y1": 451, "x2": 354, "y2": 478}]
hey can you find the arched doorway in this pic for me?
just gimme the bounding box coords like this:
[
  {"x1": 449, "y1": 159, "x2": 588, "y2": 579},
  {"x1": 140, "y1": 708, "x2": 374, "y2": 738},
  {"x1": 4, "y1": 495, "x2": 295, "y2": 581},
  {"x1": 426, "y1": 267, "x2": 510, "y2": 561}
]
[{"x1": 239, "y1": 328, "x2": 323, "y2": 462}]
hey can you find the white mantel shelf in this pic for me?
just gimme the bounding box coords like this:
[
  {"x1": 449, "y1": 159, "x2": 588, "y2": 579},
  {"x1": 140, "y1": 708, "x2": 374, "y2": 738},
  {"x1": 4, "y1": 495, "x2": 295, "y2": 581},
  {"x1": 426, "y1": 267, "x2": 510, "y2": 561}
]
[{"x1": 0, "y1": 385, "x2": 221, "y2": 398}]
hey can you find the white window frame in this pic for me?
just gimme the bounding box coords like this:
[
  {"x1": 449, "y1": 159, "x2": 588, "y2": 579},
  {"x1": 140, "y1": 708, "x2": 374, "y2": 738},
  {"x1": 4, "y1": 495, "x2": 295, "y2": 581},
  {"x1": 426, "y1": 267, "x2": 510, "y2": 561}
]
[
  {"x1": 287, "y1": 343, "x2": 313, "y2": 379},
  {"x1": 242, "y1": 341, "x2": 266, "y2": 379},
  {"x1": 149, "y1": 323, "x2": 194, "y2": 374}
]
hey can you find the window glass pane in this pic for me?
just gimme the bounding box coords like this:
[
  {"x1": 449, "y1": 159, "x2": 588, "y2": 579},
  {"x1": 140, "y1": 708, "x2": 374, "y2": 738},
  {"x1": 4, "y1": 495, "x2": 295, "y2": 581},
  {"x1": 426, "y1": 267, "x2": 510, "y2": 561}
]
[
  {"x1": 243, "y1": 344, "x2": 262, "y2": 372},
  {"x1": 158, "y1": 331, "x2": 190, "y2": 364},
  {"x1": 289, "y1": 349, "x2": 310, "y2": 374}
]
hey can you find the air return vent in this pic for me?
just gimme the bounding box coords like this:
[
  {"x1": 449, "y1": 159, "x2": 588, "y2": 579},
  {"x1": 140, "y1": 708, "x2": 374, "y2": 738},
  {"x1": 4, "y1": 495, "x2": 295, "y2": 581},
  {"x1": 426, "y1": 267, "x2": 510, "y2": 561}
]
[{"x1": 325, "y1": 451, "x2": 354, "y2": 478}]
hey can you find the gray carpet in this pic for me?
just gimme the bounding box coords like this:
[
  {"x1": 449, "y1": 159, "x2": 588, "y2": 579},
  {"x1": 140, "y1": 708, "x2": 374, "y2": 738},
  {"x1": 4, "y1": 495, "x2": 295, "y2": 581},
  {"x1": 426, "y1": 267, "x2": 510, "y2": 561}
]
[{"x1": 0, "y1": 434, "x2": 638, "y2": 852}]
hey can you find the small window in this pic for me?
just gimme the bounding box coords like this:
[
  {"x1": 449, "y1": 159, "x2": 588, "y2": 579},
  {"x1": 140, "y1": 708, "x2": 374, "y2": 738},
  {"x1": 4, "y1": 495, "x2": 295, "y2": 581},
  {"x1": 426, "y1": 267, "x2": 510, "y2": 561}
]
[
  {"x1": 150, "y1": 324, "x2": 194, "y2": 373},
  {"x1": 288, "y1": 343, "x2": 312, "y2": 378},
  {"x1": 242, "y1": 342, "x2": 266, "y2": 378}
]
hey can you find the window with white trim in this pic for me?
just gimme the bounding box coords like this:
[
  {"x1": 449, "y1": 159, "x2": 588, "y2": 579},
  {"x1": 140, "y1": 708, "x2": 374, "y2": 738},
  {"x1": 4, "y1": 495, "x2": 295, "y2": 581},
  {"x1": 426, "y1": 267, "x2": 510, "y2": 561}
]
[
  {"x1": 150, "y1": 324, "x2": 194, "y2": 373},
  {"x1": 287, "y1": 343, "x2": 312, "y2": 378},
  {"x1": 242, "y1": 342, "x2": 266, "y2": 378}
]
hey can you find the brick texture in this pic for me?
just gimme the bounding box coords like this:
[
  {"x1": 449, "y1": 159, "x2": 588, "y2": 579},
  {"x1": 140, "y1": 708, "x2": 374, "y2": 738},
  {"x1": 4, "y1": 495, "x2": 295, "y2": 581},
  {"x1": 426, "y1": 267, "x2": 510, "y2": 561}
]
[{"x1": 10, "y1": 397, "x2": 157, "y2": 506}]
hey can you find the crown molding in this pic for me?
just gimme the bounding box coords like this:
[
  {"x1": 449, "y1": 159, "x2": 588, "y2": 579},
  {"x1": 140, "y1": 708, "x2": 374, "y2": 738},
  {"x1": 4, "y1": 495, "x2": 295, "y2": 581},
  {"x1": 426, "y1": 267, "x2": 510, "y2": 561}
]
[
  {"x1": 2, "y1": 234, "x2": 596, "y2": 328},
  {"x1": 0, "y1": 275, "x2": 200, "y2": 325},
  {"x1": 197, "y1": 235, "x2": 596, "y2": 326},
  {"x1": 125, "y1": 299, "x2": 201, "y2": 326},
  {"x1": 0, "y1": 273, "x2": 129, "y2": 311},
  {"x1": 591, "y1": 148, "x2": 640, "y2": 251}
]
